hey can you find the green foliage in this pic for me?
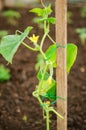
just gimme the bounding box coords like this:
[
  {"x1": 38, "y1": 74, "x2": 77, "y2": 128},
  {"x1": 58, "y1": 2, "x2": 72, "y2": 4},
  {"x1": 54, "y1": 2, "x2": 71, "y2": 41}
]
[
  {"x1": 80, "y1": 7, "x2": 86, "y2": 18},
  {"x1": 0, "y1": 3, "x2": 78, "y2": 130},
  {"x1": 67, "y1": 11, "x2": 73, "y2": 24},
  {"x1": 0, "y1": 26, "x2": 33, "y2": 63},
  {"x1": 30, "y1": 4, "x2": 52, "y2": 17},
  {"x1": 36, "y1": 43, "x2": 77, "y2": 74},
  {"x1": 76, "y1": 28, "x2": 86, "y2": 45},
  {"x1": 0, "y1": 64, "x2": 11, "y2": 82},
  {"x1": 37, "y1": 70, "x2": 56, "y2": 100},
  {"x1": 30, "y1": 4, "x2": 55, "y2": 29},
  {"x1": 45, "y1": 44, "x2": 57, "y2": 67},
  {"x1": 67, "y1": 44, "x2": 77, "y2": 73},
  {"x1": 2, "y1": 10, "x2": 21, "y2": 19},
  {"x1": 2, "y1": 10, "x2": 21, "y2": 26}
]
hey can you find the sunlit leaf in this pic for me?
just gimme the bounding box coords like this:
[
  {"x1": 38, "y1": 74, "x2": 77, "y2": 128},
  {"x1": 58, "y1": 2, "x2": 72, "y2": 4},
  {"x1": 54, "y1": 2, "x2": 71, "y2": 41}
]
[
  {"x1": 0, "y1": 26, "x2": 33, "y2": 63},
  {"x1": 67, "y1": 43, "x2": 77, "y2": 73},
  {"x1": 30, "y1": 4, "x2": 52, "y2": 17},
  {"x1": 30, "y1": 8, "x2": 44, "y2": 16}
]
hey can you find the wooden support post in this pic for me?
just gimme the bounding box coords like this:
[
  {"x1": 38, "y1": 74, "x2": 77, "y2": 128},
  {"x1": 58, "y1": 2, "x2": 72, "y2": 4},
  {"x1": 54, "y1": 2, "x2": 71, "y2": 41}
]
[{"x1": 55, "y1": 0, "x2": 67, "y2": 130}]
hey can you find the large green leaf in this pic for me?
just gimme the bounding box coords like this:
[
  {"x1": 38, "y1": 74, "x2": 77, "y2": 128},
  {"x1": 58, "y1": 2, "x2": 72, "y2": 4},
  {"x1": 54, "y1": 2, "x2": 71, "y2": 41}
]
[
  {"x1": 67, "y1": 44, "x2": 77, "y2": 73},
  {"x1": 0, "y1": 26, "x2": 33, "y2": 63},
  {"x1": 45, "y1": 43, "x2": 77, "y2": 72}
]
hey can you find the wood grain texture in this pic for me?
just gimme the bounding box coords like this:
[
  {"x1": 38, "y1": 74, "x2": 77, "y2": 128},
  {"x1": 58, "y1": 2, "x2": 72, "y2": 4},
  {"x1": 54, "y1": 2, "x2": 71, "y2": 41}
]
[{"x1": 55, "y1": 0, "x2": 67, "y2": 130}]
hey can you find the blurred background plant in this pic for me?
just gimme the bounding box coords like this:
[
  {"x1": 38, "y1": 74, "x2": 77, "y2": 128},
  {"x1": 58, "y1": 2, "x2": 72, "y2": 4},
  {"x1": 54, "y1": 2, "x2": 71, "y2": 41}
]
[
  {"x1": 0, "y1": 64, "x2": 11, "y2": 82},
  {"x1": 67, "y1": 11, "x2": 73, "y2": 24},
  {"x1": 2, "y1": 10, "x2": 21, "y2": 26},
  {"x1": 0, "y1": 30, "x2": 8, "y2": 40},
  {"x1": 76, "y1": 28, "x2": 86, "y2": 45},
  {"x1": 80, "y1": 7, "x2": 86, "y2": 18}
]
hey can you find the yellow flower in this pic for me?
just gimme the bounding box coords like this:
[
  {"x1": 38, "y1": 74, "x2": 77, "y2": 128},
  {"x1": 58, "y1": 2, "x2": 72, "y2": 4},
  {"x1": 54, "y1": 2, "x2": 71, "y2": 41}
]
[
  {"x1": 45, "y1": 101, "x2": 50, "y2": 106},
  {"x1": 29, "y1": 34, "x2": 39, "y2": 43},
  {"x1": 47, "y1": 76, "x2": 52, "y2": 84}
]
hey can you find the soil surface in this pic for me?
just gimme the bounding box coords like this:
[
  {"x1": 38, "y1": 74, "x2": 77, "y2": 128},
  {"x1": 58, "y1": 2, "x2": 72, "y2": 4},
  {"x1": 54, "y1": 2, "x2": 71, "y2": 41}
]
[{"x1": 0, "y1": 5, "x2": 86, "y2": 130}]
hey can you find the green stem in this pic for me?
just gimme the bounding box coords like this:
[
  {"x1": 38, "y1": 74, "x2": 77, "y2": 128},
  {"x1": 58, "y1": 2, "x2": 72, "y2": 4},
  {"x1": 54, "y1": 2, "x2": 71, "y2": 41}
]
[
  {"x1": 40, "y1": 48, "x2": 46, "y2": 59},
  {"x1": 47, "y1": 34, "x2": 56, "y2": 44},
  {"x1": 40, "y1": 31, "x2": 48, "y2": 49},
  {"x1": 22, "y1": 42, "x2": 38, "y2": 51},
  {"x1": 46, "y1": 111, "x2": 50, "y2": 130}
]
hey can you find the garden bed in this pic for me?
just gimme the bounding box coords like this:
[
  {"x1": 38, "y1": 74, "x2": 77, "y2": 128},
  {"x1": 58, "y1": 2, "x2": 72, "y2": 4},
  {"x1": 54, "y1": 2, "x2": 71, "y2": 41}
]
[{"x1": 0, "y1": 6, "x2": 86, "y2": 130}]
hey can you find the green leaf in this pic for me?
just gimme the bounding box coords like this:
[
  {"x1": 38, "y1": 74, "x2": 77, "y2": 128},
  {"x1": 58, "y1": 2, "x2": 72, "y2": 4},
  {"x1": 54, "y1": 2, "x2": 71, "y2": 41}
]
[
  {"x1": 37, "y1": 70, "x2": 49, "y2": 81},
  {"x1": 45, "y1": 44, "x2": 57, "y2": 67},
  {"x1": 46, "y1": 84, "x2": 56, "y2": 100},
  {"x1": 67, "y1": 44, "x2": 77, "y2": 73},
  {"x1": 0, "y1": 26, "x2": 33, "y2": 63},
  {"x1": 45, "y1": 43, "x2": 77, "y2": 72},
  {"x1": 47, "y1": 17, "x2": 56, "y2": 24},
  {"x1": 44, "y1": 4, "x2": 52, "y2": 16},
  {"x1": 30, "y1": 4, "x2": 52, "y2": 17},
  {"x1": 37, "y1": 17, "x2": 56, "y2": 24},
  {"x1": 30, "y1": 8, "x2": 44, "y2": 16}
]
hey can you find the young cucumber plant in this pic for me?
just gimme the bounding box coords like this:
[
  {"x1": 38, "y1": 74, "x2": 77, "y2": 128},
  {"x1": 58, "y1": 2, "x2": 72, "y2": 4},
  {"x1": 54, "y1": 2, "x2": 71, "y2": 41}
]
[
  {"x1": 76, "y1": 28, "x2": 86, "y2": 45},
  {"x1": 2, "y1": 10, "x2": 21, "y2": 26},
  {"x1": 0, "y1": 3, "x2": 77, "y2": 130}
]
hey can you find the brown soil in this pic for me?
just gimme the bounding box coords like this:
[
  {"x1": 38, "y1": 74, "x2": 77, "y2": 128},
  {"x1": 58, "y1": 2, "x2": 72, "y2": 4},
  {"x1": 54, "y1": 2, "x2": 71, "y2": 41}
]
[{"x1": 0, "y1": 6, "x2": 86, "y2": 130}]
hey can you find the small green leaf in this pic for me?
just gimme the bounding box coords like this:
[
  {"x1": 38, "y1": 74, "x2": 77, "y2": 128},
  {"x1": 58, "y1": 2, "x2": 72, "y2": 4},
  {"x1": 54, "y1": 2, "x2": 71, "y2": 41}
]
[
  {"x1": 44, "y1": 4, "x2": 52, "y2": 16},
  {"x1": 46, "y1": 84, "x2": 56, "y2": 100},
  {"x1": 30, "y1": 8, "x2": 44, "y2": 16},
  {"x1": 30, "y1": 4, "x2": 52, "y2": 17},
  {"x1": 67, "y1": 43, "x2": 77, "y2": 73},
  {"x1": 45, "y1": 44, "x2": 57, "y2": 67},
  {"x1": 47, "y1": 17, "x2": 56, "y2": 24},
  {"x1": 37, "y1": 17, "x2": 56, "y2": 24},
  {"x1": 0, "y1": 26, "x2": 33, "y2": 63},
  {"x1": 37, "y1": 70, "x2": 49, "y2": 81}
]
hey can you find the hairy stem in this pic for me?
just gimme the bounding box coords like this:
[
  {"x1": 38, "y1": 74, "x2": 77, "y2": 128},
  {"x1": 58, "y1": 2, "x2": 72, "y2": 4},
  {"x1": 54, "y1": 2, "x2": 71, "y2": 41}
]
[
  {"x1": 46, "y1": 111, "x2": 50, "y2": 130},
  {"x1": 22, "y1": 42, "x2": 38, "y2": 51},
  {"x1": 40, "y1": 31, "x2": 48, "y2": 49}
]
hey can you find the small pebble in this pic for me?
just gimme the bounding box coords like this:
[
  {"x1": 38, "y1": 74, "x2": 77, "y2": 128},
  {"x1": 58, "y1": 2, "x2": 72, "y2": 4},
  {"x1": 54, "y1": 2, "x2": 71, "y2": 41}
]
[{"x1": 80, "y1": 67, "x2": 85, "y2": 73}]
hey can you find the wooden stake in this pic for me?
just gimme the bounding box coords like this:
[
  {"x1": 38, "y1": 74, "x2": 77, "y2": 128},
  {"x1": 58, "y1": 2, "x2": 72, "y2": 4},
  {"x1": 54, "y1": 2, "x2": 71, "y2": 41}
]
[{"x1": 55, "y1": 0, "x2": 67, "y2": 130}]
